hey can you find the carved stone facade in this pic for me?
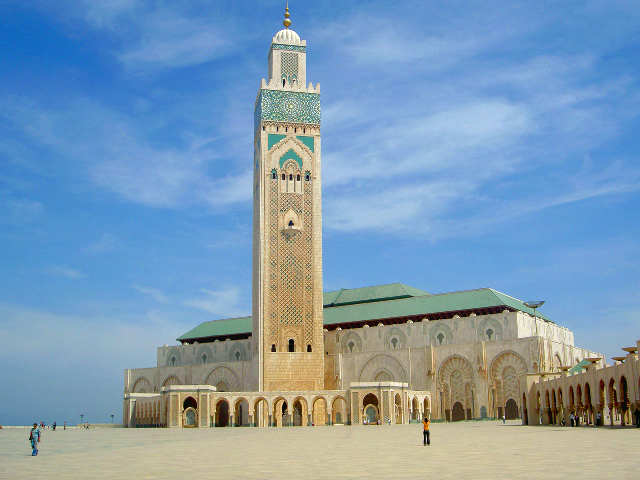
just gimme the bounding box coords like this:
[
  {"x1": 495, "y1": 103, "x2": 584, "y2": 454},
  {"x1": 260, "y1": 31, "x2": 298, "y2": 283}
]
[
  {"x1": 522, "y1": 341, "x2": 640, "y2": 427},
  {"x1": 122, "y1": 13, "x2": 603, "y2": 429}
]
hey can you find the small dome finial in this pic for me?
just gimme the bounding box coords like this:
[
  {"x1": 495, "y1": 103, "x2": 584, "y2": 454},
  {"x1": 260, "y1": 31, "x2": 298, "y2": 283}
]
[{"x1": 283, "y1": 3, "x2": 291, "y2": 29}]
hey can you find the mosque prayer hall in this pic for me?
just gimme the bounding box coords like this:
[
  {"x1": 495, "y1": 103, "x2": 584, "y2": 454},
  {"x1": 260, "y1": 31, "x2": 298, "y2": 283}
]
[{"x1": 122, "y1": 8, "x2": 640, "y2": 430}]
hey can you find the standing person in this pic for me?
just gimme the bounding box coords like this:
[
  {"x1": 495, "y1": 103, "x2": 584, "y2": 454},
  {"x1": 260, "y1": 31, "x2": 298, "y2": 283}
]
[
  {"x1": 633, "y1": 405, "x2": 640, "y2": 428},
  {"x1": 570, "y1": 412, "x2": 574, "y2": 427},
  {"x1": 52, "y1": 422, "x2": 56, "y2": 431},
  {"x1": 422, "y1": 417, "x2": 430, "y2": 446},
  {"x1": 29, "y1": 423, "x2": 40, "y2": 456},
  {"x1": 63, "y1": 422, "x2": 66, "y2": 430}
]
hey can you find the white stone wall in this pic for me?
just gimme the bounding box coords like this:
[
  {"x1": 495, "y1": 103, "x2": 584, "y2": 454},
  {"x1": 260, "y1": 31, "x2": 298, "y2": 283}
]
[{"x1": 157, "y1": 338, "x2": 252, "y2": 367}]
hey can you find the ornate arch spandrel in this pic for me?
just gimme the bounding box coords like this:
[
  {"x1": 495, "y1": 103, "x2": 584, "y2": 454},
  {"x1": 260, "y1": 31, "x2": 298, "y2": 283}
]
[
  {"x1": 358, "y1": 354, "x2": 408, "y2": 383},
  {"x1": 204, "y1": 366, "x2": 240, "y2": 392},
  {"x1": 132, "y1": 376, "x2": 152, "y2": 393}
]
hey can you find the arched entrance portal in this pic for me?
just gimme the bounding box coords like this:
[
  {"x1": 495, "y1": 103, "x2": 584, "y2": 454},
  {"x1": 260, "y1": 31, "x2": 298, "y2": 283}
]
[
  {"x1": 362, "y1": 393, "x2": 379, "y2": 424},
  {"x1": 451, "y1": 402, "x2": 465, "y2": 422},
  {"x1": 505, "y1": 399, "x2": 518, "y2": 420},
  {"x1": 365, "y1": 406, "x2": 378, "y2": 424},
  {"x1": 183, "y1": 396, "x2": 197, "y2": 427},
  {"x1": 216, "y1": 399, "x2": 229, "y2": 427}
]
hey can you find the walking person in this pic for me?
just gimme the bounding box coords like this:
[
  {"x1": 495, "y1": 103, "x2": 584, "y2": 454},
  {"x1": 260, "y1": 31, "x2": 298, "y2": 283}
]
[
  {"x1": 29, "y1": 423, "x2": 40, "y2": 456},
  {"x1": 422, "y1": 417, "x2": 430, "y2": 446},
  {"x1": 634, "y1": 405, "x2": 640, "y2": 428}
]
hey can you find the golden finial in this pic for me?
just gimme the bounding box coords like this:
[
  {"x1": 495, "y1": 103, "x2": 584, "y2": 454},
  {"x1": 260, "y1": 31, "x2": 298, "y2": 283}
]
[{"x1": 283, "y1": 3, "x2": 291, "y2": 28}]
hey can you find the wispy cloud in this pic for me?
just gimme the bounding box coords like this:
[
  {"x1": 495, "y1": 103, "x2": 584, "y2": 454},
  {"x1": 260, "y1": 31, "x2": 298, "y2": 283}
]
[
  {"x1": 49, "y1": 266, "x2": 84, "y2": 279},
  {"x1": 131, "y1": 284, "x2": 170, "y2": 304},
  {"x1": 84, "y1": 233, "x2": 118, "y2": 254},
  {"x1": 317, "y1": 12, "x2": 640, "y2": 238},
  {"x1": 54, "y1": 1, "x2": 239, "y2": 73},
  {"x1": 183, "y1": 286, "x2": 247, "y2": 317},
  {"x1": 1, "y1": 96, "x2": 250, "y2": 210}
]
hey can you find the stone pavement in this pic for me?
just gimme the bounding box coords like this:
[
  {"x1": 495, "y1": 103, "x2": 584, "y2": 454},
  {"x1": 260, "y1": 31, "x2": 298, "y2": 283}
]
[{"x1": 1, "y1": 421, "x2": 638, "y2": 479}]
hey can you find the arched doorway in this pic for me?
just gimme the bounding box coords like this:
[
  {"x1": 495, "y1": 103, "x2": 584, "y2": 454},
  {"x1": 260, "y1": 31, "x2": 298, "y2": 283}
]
[
  {"x1": 273, "y1": 398, "x2": 288, "y2": 427},
  {"x1": 312, "y1": 397, "x2": 327, "y2": 426},
  {"x1": 332, "y1": 397, "x2": 347, "y2": 425},
  {"x1": 412, "y1": 397, "x2": 419, "y2": 422},
  {"x1": 620, "y1": 376, "x2": 629, "y2": 425},
  {"x1": 505, "y1": 399, "x2": 518, "y2": 420},
  {"x1": 451, "y1": 402, "x2": 465, "y2": 422},
  {"x1": 362, "y1": 393, "x2": 379, "y2": 424},
  {"x1": 394, "y1": 393, "x2": 403, "y2": 424},
  {"x1": 183, "y1": 396, "x2": 197, "y2": 427},
  {"x1": 253, "y1": 398, "x2": 269, "y2": 427},
  {"x1": 292, "y1": 398, "x2": 307, "y2": 427},
  {"x1": 234, "y1": 398, "x2": 249, "y2": 427},
  {"x1": 423, "y1": 397, "x2": 431, "y2": 420},
  {"x1": 216, "y1": 399, "x2": 229, "y2": 427},
  {"x1": 522, "y1": 393, "x2": 528, "y2": 424}
]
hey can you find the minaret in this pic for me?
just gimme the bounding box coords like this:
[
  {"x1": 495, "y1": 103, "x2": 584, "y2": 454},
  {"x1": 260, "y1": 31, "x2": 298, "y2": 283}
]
[{"x1": 251, "y1": 6, "x2": 324, "y2": 392}]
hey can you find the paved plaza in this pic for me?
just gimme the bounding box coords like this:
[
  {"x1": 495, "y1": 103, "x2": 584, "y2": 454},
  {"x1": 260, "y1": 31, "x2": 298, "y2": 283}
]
[{"x1": 1, "y1": 421, "x2": 638, "y2": 479}]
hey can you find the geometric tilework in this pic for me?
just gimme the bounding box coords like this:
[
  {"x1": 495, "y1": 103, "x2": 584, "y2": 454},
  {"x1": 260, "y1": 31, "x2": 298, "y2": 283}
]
[
  {"x1": 272, "y1": 43, "x2": 306, "y2": 52},
  {"x1": 171, "y1": 395, "x2": 178, "y2": 427},
  {"x1": 266, "y1": 165, "x2": 314, "y2": 350},
  {"x1": 351, "y1": 392, "x2": 359, "y2": 424},
  {"x1": 382, "y1": 391, "x2": 389, "y2": 423},
  {"x1": 281, "y1": 52, "x2": 298, "y2": 84},
  {"x1": 256, "y1": 90, "x2": 321, "y2": 128}
]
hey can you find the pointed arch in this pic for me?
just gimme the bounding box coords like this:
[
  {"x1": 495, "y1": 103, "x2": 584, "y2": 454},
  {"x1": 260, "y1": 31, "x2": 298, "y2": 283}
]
[
  {"x1": 204, "y1": 366, "x2": 240, "y2": 392},
  {"x1": 358, "y1": 354, "x2": 408, "y2": 383},
  {"x1": 132, "y1": 377, "x2": 152, "y2": 393}
]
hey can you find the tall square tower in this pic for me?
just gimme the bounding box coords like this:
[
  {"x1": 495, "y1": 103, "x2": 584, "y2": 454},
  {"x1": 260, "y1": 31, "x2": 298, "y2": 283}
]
[{"x1": 251, "y1": 11, "x2": 324, "y2": 392}]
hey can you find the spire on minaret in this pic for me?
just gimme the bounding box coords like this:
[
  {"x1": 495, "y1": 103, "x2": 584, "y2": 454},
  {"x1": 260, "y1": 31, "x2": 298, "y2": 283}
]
[{"x1": 283, "y1": 3, "x2": 291, "y2": 29}]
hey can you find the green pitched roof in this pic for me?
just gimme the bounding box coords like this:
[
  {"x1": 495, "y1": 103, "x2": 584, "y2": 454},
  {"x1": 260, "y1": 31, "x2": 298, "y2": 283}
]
[
  {"x1": 177, "y1": 316, "x2": 252, "y2": 341},
  {"x1": 177, "y1": 284, "x2": 551, "y2": 342},
  {"x1": 322, "y1": 287, "x2": 550, "y2": 326},
  {"x1": 323, "y1": 283, "x2": 429, "y2": 307},
  {"x1": 568, "y1": 359, "x2": 591, "y2": 374}
]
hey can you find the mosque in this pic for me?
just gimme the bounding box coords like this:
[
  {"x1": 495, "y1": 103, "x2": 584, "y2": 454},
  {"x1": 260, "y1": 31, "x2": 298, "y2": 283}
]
[{"x1": 122, "y1": 8, "x2": 625, "y2": 429}]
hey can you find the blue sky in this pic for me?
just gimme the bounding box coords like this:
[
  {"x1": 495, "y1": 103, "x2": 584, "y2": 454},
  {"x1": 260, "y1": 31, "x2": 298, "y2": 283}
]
[{"x1": 0, "y1": 1, "x2": 638, "y2": 426}]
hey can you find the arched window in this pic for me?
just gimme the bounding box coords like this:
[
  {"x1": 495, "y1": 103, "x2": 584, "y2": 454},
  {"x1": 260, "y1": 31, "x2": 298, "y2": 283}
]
[
  {"x1": 288, "y1": 339, "x2": 295, "y2": 352},
  {"x1": 289, "y1": 174, "x2": 293, "y2": 180},
  {"x1": 171, "y1": 357, "x2": 176, "y2": 366},
  {"x1": 288, "y1": 220, "x2": 294, "y2": 227},
  {"x1": 271, "y1": 170, "x2": 277, "y2": 180},
  {"x1": 271, "y1": 344, "x2": 276, "y2": 352},
  {"x1": 486, "y1": 329, "x2": 493, "y2": 341},
  {"x1": 437, "y1": 333, "x2": 444, "y2": 345},
  {"x1": 235, "y1": 351, "x2": 241, "y2": 361},
  {"x1": 297, "y1": 174, "x2": 300, "y2": 181},
  {"x1": 202, "y1": 354, "x2": 207, "y2": 363},
  {"x1": 282, "y1": 78, "x2": 286, "y2": 87},
  {"x1": 282, "y1": 173, "x2": 286, "y2": 180},
  {"x1": 391, "y1": 337, "x2": 398, "y2": 349},
  {"x1": 305, "y1": 173, "x2": 310, "y2": 181},
  {"x1": 307, "y1": 344, "x2": 312, "y2": 352}
]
